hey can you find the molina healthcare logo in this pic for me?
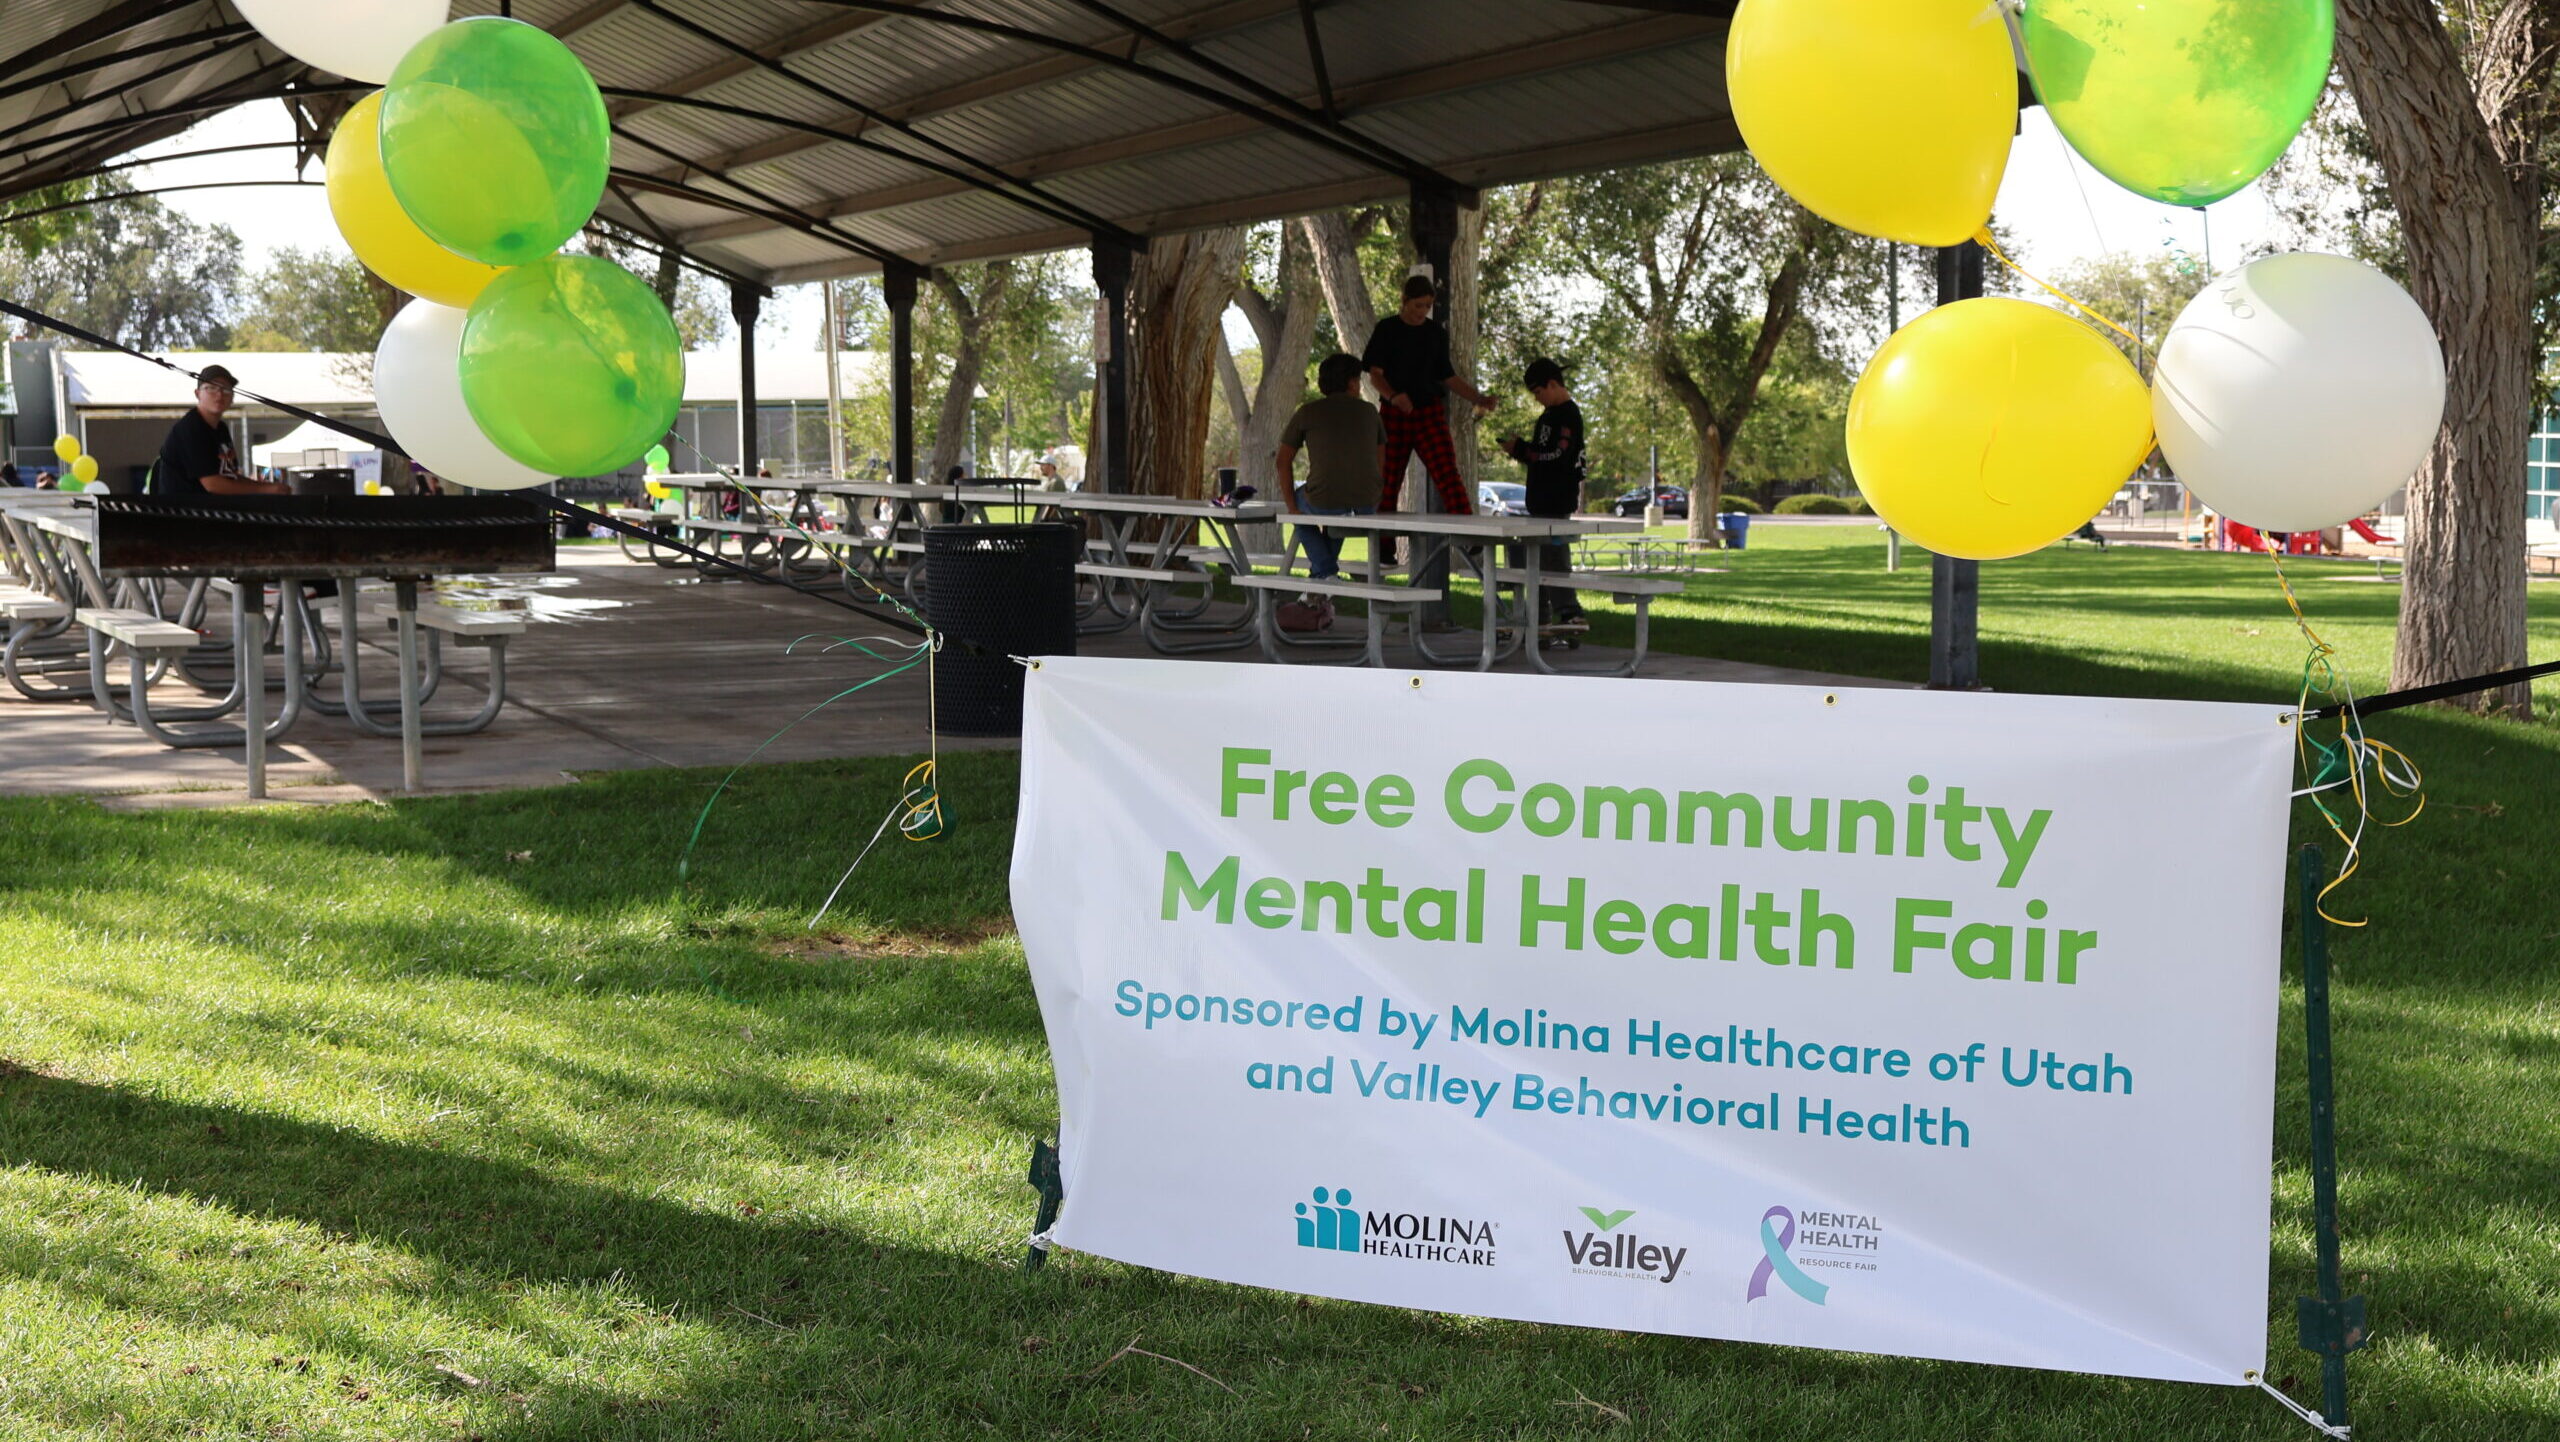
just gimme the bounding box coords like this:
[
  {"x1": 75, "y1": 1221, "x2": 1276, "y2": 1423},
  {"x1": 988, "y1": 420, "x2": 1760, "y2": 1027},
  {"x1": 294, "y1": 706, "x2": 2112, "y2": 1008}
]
[
  {"x1": 1293, "y1": 1185, "x2": 1498, "y2": 1266},
  {"x1": 1745, "y1": 1205, "x2": 1829, "y2": 1305},
  {"x1": 1296, "y1": 1186, "x2": 1363, "y2": 1251}
]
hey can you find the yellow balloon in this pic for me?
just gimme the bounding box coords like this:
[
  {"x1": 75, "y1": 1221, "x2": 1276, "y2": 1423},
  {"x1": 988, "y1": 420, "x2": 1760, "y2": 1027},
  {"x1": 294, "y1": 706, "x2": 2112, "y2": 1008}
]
[
  {"x1": 1727, "y1": 0, "x2": 2018, "y2": 246},
  {"x1": 51, "y1": 434, "x2": 79, "y2": 463},
  {"x1": 644, "y1": 479, "x2": 670, "y2": 501},
  {"x1": 1850, "y1": 299, "x2": 2153, "y2": 561},
  {"x1": 70, "y1": 454, "x2": 98, "y2": 484},
  {"x1": 326, "y1": 90, "x2": 504, "y2": 309}
]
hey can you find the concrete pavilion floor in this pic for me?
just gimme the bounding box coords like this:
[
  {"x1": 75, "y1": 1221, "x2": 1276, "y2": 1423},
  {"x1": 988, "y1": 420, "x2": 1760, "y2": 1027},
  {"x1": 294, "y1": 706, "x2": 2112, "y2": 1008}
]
[{"x1": 0, "y1": 545, "x2": 1898, "y2": 807}]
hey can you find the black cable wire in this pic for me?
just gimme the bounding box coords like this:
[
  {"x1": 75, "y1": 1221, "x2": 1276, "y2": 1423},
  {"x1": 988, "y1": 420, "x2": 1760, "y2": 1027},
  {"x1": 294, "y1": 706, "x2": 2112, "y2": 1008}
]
[{"x1": 2303, "y1": 657, "x2": 2560, "y2": 722}]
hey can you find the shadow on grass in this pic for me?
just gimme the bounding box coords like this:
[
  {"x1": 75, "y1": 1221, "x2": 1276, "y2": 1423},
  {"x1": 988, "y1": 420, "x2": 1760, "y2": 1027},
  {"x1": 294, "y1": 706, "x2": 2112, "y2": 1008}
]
[{"x1": 2, "y1": 1056, "x2": 2554, "y2": 1442}]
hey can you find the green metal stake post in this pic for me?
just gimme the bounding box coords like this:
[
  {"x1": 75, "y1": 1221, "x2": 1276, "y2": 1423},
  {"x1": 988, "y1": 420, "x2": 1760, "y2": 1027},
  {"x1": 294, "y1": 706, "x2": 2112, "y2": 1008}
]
[
  {"x1": 1024, "y1": 1139, "x2": 1065, "y2": 1272},
  {"x1": 2294, "y1": 844, "x2": 2368, "y2": 1428}
]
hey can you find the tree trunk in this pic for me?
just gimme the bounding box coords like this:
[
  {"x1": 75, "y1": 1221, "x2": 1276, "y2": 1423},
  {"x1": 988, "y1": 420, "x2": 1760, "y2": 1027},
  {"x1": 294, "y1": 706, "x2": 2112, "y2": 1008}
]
[
  {"x1": 1301, "y1": 211, "x2": 1379, "y2": 361},
  {"x1": 2334, "y1": 0, "x2": 2548, "y2": 716},
  {"x1": 1662, "y1": 365, "x2": 1729, "y2": 534},
  {"x1": 1128, "y1": 227, "x2": 1246, "y2": 499},
  {"x1": 925, "y1": 263, "x2": 1012, "y2": 484},
  {"x1": 1445, "y1": 201, "x2": 1486, "y2": 496},
  {"x1": 1237, "y1": 223, "x2": 1321, "y2": 500},
  {"x1": 650, "y1": 245, "x2": 682, "y2": 308},
  {"x1": 1213, "y1": 341, "x2": 1251, "y2": 442}
]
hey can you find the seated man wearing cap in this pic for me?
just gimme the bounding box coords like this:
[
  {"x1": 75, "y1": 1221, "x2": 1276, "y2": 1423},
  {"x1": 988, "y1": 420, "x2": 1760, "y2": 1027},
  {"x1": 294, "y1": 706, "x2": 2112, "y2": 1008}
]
[{"x1": 152, "y1": 365, "x2": 290, "y2": 497}]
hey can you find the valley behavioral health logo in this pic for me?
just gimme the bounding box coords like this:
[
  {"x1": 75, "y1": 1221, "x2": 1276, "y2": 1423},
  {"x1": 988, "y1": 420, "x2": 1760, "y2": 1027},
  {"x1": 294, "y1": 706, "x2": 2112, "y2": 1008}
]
[
  {"x1": 1293, "y1": 1186, "x2": 1497, "y2": 1266},
  {"x1": 1562, "y1": 1206, "x2": 1688, "y2": 1284},
  {"x1": 1745, "y1": 1205, "x2": 1828, "y2": 1305}
]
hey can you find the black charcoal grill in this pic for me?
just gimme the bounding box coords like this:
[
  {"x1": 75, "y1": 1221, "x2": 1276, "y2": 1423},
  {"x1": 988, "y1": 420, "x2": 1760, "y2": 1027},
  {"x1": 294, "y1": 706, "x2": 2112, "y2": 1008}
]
[
  {"x1": 92, "y1": 494, "x2": 553, "y2": 580},
  {"x1": 87, "y1": 494, "x2": 556, "y2": 796}
]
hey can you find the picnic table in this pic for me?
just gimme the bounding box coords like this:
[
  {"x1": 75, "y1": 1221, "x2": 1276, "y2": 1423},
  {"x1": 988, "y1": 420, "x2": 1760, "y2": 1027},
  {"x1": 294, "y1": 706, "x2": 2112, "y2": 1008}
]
[
  {"x1": 653, "y1": 473, "x2": 843, "y2": 577},
  {"x1": 10, "y1": 495, "x2": 547, "y2": 796},
  {"x1": 811, "y1": 480, "x2": 979, "y2": 598},
  {"x1": 1021, "y1": 489, "x2": 1281, "y2": 650},
  {"x1": 1240, "y1": 510, "x2": 1667, "y2": 674}
]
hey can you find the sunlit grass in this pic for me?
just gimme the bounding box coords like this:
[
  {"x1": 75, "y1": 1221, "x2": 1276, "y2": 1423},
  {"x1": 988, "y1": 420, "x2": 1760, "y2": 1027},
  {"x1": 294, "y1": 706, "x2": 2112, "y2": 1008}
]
[{"x1": 0, "y1": 528, "x2": 2556, "y2": 1438}]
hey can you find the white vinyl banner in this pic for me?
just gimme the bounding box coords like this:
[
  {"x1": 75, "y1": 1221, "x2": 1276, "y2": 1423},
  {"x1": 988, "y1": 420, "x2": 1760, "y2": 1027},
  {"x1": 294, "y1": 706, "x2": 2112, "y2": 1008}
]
[{"x1": 1012, "y1": 658, "x2": 2293, "y2": 1384}]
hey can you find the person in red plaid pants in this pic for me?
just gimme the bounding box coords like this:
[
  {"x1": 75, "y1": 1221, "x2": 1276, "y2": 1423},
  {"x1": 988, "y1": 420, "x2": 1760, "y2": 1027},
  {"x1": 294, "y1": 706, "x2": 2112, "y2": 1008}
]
[{"x1": 1363, "y1": 274, "x2": 1499, "y2": 514}]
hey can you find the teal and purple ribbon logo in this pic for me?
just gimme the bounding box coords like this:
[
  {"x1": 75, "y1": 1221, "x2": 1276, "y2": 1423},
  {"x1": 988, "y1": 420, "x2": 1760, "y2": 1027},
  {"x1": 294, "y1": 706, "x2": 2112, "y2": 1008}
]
[{"x1": 1745, "y1": 1205, "x2": 1829, "y2": 1305}]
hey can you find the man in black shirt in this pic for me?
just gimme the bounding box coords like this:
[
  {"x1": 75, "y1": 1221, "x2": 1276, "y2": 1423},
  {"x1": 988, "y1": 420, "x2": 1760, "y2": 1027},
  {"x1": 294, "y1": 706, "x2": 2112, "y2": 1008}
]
[
  {"x1": 153, "y1": 365, "x2": 287, "y2": 497},
  {"x1": 1500, "y1": 357, "x2": 1588, "y2": 637},
  {"x1": 1361, "y1": 274, "x2": 1497, "y2": 516}
]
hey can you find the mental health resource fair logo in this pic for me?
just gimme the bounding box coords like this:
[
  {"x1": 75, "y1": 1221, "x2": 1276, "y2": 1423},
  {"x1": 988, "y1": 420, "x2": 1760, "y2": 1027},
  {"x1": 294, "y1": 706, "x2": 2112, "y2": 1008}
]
[
  {"x1": 1296, "y1": 1186, "x2": 1363, "y2": 1252},
  {"x1": 1744, "y1": 1205, "x2": 1828, "y2": 1305}
]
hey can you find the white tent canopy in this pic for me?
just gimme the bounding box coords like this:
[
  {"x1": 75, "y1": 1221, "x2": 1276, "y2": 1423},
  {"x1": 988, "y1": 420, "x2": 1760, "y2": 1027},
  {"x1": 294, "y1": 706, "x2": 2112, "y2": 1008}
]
[{"x1": 251, "y1": 418, "x2": 376, "y2": 467}]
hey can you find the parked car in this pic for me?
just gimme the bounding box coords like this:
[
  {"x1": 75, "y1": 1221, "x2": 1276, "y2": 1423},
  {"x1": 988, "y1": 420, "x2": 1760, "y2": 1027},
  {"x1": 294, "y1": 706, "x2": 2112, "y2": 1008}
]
[
  {"x1": 1611, "y1": 485, "x2": 1688, "y2": 519},
  {"x1": 1477, "y1": 481, "x2": 1529, "y2": 516}
]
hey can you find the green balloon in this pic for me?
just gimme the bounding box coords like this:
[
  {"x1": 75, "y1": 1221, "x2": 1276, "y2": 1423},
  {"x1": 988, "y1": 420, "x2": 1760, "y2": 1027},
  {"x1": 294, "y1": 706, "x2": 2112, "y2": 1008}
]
[
  {"x1": 460, "y1": 255, "x2": 684, "y2": 480},
  {"x1": 645, "y1": 444, "x2": 672, "y2": 473},
  {"x1": 2024, "y1": 0, "x2": 2334, "y2": 206},
  {"x1": 380, "y1": 17, "x2": 608, "y2": 267}
]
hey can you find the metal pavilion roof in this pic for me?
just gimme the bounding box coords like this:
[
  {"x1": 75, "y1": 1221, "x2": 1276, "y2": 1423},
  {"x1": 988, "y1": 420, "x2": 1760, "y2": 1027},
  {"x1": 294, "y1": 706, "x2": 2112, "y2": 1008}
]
[{"x1": 0, "y1": 0, "x2": 1740, "y2": 287}]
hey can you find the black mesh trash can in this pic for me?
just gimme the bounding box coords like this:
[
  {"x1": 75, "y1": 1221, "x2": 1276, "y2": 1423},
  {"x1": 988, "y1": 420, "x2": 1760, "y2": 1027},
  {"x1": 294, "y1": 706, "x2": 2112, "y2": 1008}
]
[{"x1": 923, "y1": 522, "x2": 1079, "y2": 736}]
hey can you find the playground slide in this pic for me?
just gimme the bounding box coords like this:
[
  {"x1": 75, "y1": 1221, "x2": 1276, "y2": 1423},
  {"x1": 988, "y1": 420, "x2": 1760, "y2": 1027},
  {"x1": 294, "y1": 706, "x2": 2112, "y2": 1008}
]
[
  {"x1": 2347, "y1": 517, "x2": 2393, "y2": 546},
  {"x1": 2222, "y1": 520, "x2": 2269, "y2": 553}
]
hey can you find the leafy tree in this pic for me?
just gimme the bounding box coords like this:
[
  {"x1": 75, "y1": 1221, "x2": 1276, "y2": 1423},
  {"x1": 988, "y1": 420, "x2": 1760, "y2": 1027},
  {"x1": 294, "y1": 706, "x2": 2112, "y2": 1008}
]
[
  {"x1": 1725, "y1": 330, "x2": 1853, "y2": 491},
  {"x1": 831, "y1": 254, "x2": 1094, "y2": 478},
  {"x1": 0, "y1": 178, "x2": 112, "y2": 261},
  {"x1": 2047, "y1": 252, "x2": 2212, "y2": 372},
  {"x1": 0, "y1": 190, "x2": 242, "y2": 349},
  {"x1": 1546, "y1": 155, "x2": 1860, "y2": 539},
  {"x1": 235, "y1": 246, "x2": 387, "y2": 352},
  {"x1": 925, "y1": 260, "x2": 1017, "y2": 481}
]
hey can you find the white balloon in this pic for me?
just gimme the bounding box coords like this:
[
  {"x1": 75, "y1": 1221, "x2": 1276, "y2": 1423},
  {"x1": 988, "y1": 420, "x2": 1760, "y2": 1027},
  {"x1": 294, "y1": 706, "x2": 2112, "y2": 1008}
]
[
  {"x1": 2152, "y1": 252, "x2": 2445, "y2": 534},
  {"x1": 233, "y1": 0, "x2": 448, "y2": 84},
  {"x1": 374, "y1": 301, "x2": 553, "y2": 492}
]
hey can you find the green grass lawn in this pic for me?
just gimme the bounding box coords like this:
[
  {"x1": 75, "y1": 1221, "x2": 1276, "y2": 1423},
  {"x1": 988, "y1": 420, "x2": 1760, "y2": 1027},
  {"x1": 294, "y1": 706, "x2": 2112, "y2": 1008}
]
[{"x1": 3, "y1": 527, "x2": 2557, "y2": 1439}]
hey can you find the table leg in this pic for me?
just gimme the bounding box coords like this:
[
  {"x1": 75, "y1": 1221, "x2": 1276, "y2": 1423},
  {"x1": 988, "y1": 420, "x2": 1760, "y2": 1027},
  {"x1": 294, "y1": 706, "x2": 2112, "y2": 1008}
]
[
  {"x1": 241, "y1": 583, "x2": 267, "y2": 800},
  {"x1": 396, "y1": 579, "x2": 423, "y2": 794}
]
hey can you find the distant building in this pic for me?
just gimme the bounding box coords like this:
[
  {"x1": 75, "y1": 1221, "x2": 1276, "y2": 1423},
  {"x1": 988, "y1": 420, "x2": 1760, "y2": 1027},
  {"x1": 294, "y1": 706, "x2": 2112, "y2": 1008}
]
[
  {"x1": 671, "y1": 350, "x2": 888, "y2": 478},
  {"x1": 1, "y1": 343, "x2": 885, "y2": 492},
  {"x1": 2533, "y1": 401, "x2": 2559, "y2": 525}
]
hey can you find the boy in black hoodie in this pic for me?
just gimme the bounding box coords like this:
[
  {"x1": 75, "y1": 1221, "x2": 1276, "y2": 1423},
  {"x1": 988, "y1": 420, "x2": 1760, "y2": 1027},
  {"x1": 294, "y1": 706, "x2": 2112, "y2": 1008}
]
[{"x1": 1500, "y1": 357, "x2": 1587, "y2": 640}]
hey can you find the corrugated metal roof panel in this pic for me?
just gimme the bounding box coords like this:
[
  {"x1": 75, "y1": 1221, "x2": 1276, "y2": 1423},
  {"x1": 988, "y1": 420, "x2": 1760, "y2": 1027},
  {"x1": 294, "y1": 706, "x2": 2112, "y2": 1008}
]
[{"x1": 0, "y1": 0, "x2": 1761, "y2": 280}]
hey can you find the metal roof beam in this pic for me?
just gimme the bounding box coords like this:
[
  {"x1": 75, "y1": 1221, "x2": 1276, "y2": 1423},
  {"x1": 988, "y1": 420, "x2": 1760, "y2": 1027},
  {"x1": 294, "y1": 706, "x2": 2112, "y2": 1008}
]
[
  {"x1": 0, "y1": 29, "x2": 265, "y2": 157},
  {"x1": 624, "y1": 0, "x2": 1136, "y2": 244},
  {"x1": 0, "y1": 177, "x2": 317, "y2": 227},
  {"x1": 670, "y1": 0, "x2": 1297, "y2": 177},
  {"x1": 0, "y1": 58, "x2": 320, "y2": 194},
  {"x1": 1297, "y1": 0, "x2": 1336, "y2": 125},
  {"x1": 610, "y1": 127, "x2": 904, "y2": 268},
  {"x1": 546, "y1": 0, "x2": 635, "y2": 42},
  {"x1": 603, "y1": 9, "x2": 891, "y2": 122},
  {"x1": 0, "y1": 0, "x2": 214, "y2": 79},
  {"x1": 672, "y1": 11, "x2": 1717, "y2": 248},
  {"x1": 599, "y1": 86, "x2": 1139, "y2": 246},
  {"x1": 1050, "y1": 0, "x2": 1439, "y2": 182},
  {"x1": 752, "y1": 113, "x2": 1743, "y2": 285},
  {"x1": 782, "y1": 0, "x2": 1453, "y2": 189},
  {"x1": 0, "y1": 22, "x2": 256, "y2": 110}
]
